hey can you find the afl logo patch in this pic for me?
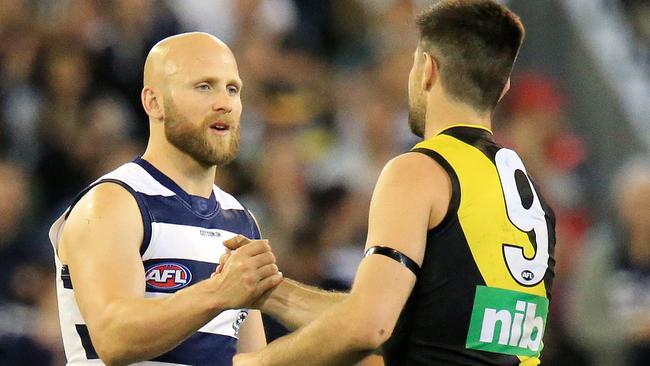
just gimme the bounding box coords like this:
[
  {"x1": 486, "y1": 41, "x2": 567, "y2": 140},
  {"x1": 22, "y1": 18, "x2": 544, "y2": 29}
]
[{"x1": 145, "y1": 263, "x2": 192, "y2": 290}]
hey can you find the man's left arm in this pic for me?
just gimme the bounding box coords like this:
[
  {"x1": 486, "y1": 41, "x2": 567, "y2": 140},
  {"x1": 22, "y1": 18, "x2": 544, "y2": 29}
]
[{"x1": 233, "y1": 152, "x2": 451, "y2": 365}]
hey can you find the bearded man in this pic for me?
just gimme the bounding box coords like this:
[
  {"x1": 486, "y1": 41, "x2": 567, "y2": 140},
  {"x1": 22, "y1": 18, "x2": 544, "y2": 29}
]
[{"x1": 49, "y1": 32, "x2": 282, "y2": 366}]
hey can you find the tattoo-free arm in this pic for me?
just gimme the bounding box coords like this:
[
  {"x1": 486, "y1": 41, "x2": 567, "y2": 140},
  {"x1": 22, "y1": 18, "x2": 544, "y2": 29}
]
[
  {"x1": 60, "y1": 184, "x2": 281, "y2": 366},
  {"x1": 233, "y1": 153, "x2": 450, "y2": 365},
  {"x1": 258, "y1": 278, "x2": 347, "y2": 330}
]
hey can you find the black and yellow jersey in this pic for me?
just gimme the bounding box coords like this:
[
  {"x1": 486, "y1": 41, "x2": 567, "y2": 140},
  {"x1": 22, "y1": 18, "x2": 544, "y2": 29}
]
[{"x1": 382, "y1": 125, "x2": 556, "y2": 366}]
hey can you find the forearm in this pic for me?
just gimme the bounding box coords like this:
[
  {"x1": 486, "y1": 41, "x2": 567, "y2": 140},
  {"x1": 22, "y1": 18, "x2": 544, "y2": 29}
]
[
  {"x1": 92, "y1": 280, "x2": 224, "y2": 365},
  {"x1": 262, "y1": 278, "x2": 347, "y2": 330},
  {"x1": 256, "y1": 298, "x2": 377, "y2": 366}
]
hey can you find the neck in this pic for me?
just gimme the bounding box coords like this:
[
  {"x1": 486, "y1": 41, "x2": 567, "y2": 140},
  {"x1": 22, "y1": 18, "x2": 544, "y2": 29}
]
[
  {"x1": 142, "y1": 136, "x2": 216, "y2": 199},
  {"x1": 423, "y1": 97, "x2": 492, "y2": 139}
]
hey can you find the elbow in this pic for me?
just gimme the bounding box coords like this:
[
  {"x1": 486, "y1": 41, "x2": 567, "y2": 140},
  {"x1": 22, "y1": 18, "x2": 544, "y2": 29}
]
[
  {"x1": 95, "y1": 342, "x2": 128, "y2": 366},
  {"x1": 349, "y1": 319, "x2": 395, "y2": 351},
  {"x1": 92, "y1": 332, "x2": 134, "y2": 366}
]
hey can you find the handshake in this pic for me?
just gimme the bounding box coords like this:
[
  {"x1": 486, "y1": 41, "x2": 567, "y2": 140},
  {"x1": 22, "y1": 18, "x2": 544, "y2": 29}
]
[{"x1": 209, "y1": 235, "x2": 283, "y2": 310}]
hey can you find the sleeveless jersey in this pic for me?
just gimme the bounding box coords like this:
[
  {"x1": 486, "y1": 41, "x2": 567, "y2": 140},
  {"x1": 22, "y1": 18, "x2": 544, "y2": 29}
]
[
  {"x1": 49, "y1": 157, "x2": 260, "y2": 366},
  {"x1": 382, "y1": 125, "x2": 556, "y2": 366}
]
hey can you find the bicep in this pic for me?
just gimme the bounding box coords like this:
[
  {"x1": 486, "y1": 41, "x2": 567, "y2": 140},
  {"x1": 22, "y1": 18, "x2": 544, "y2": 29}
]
[
  {"x1": 364, "y1": 152, "x2": 443, "y2": 267},
  {"x1": 351, "y1": 153, "x2": 448, "y2": 327},
  {"x1": 236, "y1": 310, "x2": 266, "y2": 352},
  {"x1": 59, "y1": 183, "x2": 145, "y2": 329}
]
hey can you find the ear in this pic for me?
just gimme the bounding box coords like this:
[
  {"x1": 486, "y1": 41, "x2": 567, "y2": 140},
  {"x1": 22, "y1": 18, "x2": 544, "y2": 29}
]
[
  {"x1": 498, "y1": 77, "x2": 511, "y2": 102},
  {"x1": 141, "y1": 86, "x2": 164, "y2": 121},
  {"x1": 421, "y1": 52, "x2": 438, "y2": 91}
]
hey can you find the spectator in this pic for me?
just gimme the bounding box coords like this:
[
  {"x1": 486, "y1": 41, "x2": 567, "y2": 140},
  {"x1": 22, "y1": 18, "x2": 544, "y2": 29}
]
[{"x1": 570, "y1": 157, "x2": 650, "y2": 366}]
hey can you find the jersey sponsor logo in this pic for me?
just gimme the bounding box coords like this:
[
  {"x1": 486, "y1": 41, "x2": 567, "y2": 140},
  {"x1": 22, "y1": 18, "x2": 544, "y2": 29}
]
[
  {"x1": 466, "y1": 286, "x2": 548, "y2": 356},
  {"x1": 145, "y1": 262, "x2": 192, "y2": 290},
  {"x1": 200, "y1": 229, "x2": 221, "y2": 238}
]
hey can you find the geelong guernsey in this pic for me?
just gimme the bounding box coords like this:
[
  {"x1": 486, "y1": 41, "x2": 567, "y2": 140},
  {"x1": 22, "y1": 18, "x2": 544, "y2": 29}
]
[
  {"x1": 49, "y1": 158, "x2": 260, "y2": 366},
  {"x1": 382, "y1": 126, "x2": 556, "y2": 366}
]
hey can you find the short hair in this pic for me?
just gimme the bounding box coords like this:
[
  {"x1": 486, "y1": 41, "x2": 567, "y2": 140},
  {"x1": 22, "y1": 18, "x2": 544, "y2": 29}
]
[{"x1": 416, "y1": 0, "x2": 525, "y2": 111}]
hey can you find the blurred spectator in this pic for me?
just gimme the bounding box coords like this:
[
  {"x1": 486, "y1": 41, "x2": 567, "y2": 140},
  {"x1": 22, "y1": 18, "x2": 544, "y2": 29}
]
[
  {"x1": 74, "y1": 94, "x2": 141, "y2": 179},
  {"x1": 621, "y1": 0, "x2": 650, "y2": 45},
  {"x1": 0, "y1": 160, "x2": 33, "y2": 299},
  {"x1": 252, "y1": 131, "x2": 311, "y2": 267},
  {"x1": 0, "y1": 25, "x2": 42, "y2": 170},
  {"x1": 570, "y1": 157, "x2": 650, "y2": 366},
  {"x1": 310, "y1": 185, "x2": 368, "y2": 289},
  {"x1": 0, "y1": 159, "x2": 63, "y2": 365},
  {"x1": 34, "y1": 41, "x2": 93, "y2": 210}
]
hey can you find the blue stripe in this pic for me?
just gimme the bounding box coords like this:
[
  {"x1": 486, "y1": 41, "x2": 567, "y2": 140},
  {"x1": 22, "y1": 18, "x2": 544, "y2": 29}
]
[
  {"x1": 75, "y1": 324, "x2": 99, "y2": 359},
  {"x1": 100, "y1": 179, "x2": 153, "y2": 256},
  {"x1": 74, "y1": 324, "x2": 236, "y2": 365},
  {"x1": 151, "y1": 332, "x2": 237, "y2": 366},
  {"x1": 143, "y1": 258, "x2": 218, "y2": 294},
  {"x1": 61, "y1": 265, "x2": 73, "y2": 289},
  {"x1": 141, "y1": 194, "x2": 256, "y2": 236}
]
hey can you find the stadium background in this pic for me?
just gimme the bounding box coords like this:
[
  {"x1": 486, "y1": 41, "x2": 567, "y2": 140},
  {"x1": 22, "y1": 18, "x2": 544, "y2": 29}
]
[{"x1": 0, "y1": 0, "x2": 648, "y2": 365}]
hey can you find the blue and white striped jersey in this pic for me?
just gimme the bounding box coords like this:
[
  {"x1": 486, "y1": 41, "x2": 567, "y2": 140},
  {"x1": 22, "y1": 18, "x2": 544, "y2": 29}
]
[{"x1": 49, "y1": 157, "x2": 260, "y2": 366}]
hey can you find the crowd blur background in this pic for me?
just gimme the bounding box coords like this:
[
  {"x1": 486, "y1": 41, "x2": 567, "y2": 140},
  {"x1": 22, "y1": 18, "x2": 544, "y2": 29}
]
[{"x1": 0, "y1": 0, "x2": 648, "y2": 365}]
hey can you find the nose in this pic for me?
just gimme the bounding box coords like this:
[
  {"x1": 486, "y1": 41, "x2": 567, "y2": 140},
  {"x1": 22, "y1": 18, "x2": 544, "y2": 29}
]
[{"x1": 211, "y1": 89, "x2": 233, "y2": 114}]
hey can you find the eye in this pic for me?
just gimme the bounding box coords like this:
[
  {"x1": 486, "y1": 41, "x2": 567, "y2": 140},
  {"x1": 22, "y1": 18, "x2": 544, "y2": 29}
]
[
  {"x1": 227, "y1": 85, "x2": 240, "y2": 95},
  {"x1": 196, "y1": 83, "x2": 212, "y2": 91}
]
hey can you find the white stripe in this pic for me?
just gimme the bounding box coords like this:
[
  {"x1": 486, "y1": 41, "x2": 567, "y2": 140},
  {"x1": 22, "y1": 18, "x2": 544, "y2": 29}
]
[
  {"x1": 99, "y1": 163, "x2": 175, "y2": 197},
  {"x1": 213, "y1": 186, "x2": 245, "y2": 210},
  {"x1": 143, "y1": 223, "x2": 239, "y2": 262},
  {"x1": 49, "y1": 212, "x2": 67, "y2": 252}
]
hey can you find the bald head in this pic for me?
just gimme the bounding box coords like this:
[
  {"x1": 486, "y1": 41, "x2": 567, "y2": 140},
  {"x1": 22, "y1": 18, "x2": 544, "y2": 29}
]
[
  {"x1": 140, "y1": 32, "x2": 243, "y2": 168},
  {"x1": 143, "y1": 32, "x2": 236, "y2": 90}
]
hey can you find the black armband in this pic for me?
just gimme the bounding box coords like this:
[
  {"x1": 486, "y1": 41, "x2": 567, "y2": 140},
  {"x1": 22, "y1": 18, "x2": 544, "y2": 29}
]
[{"x1": 364, "y1": 246, "x2": 420, "y2": 277}]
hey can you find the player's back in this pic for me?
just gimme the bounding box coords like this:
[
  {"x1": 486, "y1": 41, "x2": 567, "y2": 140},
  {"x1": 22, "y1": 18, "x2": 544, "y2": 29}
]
[{"x1": 382, "y1": 125, "x2": 556, "y2": 366}]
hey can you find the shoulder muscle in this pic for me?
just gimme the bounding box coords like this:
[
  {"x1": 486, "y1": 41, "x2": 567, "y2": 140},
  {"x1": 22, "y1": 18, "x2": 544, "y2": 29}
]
[
  {"x1": 59, "y1": 182, "x2": 143, "y2": 263},
  {"x1": 365, "y1": 152, "x2": 451, "y2": 265}
]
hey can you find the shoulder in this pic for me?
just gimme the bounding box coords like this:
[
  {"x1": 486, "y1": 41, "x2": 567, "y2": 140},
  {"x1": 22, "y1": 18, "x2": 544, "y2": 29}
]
[
  {"x1": 373, "y1": 152, "x2": 452, "y2": 223},
  {"x1": 60, "y1": 182, "x2": 143, "y2": 261},
  {"x1": 73, "y1": 182, "x2": 140, "y2": 216},
  {"x1": 378, "y1": 152, "x2": 450, "y2": 189}
]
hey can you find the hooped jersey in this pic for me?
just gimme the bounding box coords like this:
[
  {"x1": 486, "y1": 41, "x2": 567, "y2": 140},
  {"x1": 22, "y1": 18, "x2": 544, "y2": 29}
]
[
  {"x1": 49, "y1": 158, "x2": 260, "y2": 366},
  {"x1": 382, "y1": 125, "x2": 556, "y2": 366}
]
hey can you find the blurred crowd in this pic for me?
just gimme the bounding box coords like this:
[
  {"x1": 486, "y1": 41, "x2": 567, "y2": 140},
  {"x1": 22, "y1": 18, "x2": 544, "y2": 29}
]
[
  {"x1": 0, "y1": 1, "x2": 647, "y2": 365},
  {"x1": 621, "y1": 0, "x2": 650, "y2": 66}
]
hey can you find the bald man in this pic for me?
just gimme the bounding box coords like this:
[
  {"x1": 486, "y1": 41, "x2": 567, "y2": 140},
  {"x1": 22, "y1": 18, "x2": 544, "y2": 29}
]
[{"x1": 49, "y1": 32, "x2": 282, "y2": 366}]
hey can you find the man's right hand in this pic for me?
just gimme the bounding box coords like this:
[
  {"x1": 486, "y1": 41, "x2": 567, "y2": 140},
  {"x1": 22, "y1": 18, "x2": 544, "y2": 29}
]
[
  {"x1": 220, "y1": 236, "x2": 282, "y2": 310},
  {"x1": 211, "y1": 238, "x2": 282, "y2": 309}
]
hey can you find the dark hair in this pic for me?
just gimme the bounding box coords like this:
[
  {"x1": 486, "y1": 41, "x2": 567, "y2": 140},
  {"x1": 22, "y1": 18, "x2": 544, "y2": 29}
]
[{"x1": 416, "y1": 0, "x2": 525, "y2": 111}]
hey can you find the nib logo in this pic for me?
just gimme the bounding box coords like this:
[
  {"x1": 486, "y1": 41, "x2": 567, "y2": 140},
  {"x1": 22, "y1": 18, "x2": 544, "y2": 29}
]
[{"x1": 466, "y1": 286, "x2": 548, "y2": 357}]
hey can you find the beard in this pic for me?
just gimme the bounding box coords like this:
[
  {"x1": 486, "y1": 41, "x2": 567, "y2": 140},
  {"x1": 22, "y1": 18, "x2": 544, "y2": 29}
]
[
  {"x1": 408, "y1": 94, "x2": 426, "y2": 138},
  {"x1": 163, "y1": 100, "x2": 240, "y2": 167}
]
